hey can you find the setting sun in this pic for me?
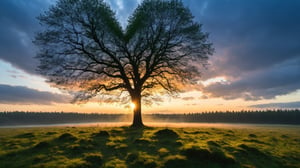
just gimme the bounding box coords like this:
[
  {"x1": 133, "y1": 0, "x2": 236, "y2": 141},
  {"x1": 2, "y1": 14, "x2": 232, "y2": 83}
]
[{"x1": 130, "y1": 102, "x2": 136, "y2": 109}]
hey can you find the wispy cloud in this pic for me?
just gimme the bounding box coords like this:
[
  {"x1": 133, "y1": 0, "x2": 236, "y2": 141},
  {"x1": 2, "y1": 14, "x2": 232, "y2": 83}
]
[
  {"x1": 250, "y1": 101, "x2": 300, "y2": 109},
  {"x1": 181, "y1": 97, "x2": 195, "y2": 101}
]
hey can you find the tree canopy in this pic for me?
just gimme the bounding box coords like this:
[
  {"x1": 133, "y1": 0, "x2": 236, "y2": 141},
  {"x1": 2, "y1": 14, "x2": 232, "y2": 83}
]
[{"x1": 35, "y1": 0, "x2": 213, "y2": 127}]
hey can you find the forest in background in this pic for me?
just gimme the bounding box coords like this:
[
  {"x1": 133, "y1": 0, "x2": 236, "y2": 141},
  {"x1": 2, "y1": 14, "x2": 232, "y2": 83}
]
[{"x1": 0, "y1": 109, "x2": 299, "y2": 126}]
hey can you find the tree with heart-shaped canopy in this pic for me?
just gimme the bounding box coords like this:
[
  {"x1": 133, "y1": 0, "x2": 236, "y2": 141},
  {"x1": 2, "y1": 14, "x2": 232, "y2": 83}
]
[{"x1": 34, "y1": 0, "x2": 213, "y2": 128}]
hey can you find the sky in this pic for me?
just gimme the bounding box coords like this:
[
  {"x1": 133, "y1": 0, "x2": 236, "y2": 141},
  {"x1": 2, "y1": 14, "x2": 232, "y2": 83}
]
[{"x1": 0, "y1": 0, "x2": 300, "y2": 114}]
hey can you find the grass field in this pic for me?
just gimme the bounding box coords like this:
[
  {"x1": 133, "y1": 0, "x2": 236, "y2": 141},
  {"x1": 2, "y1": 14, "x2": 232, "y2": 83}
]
[{"x1": 0, "y1": 125, "x2": 299, "y2": 168}]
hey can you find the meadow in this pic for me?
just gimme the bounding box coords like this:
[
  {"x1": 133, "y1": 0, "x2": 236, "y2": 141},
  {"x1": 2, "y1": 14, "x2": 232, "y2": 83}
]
[{"x1": 0, "y1": 125, "x2": 299, "y2": 168}]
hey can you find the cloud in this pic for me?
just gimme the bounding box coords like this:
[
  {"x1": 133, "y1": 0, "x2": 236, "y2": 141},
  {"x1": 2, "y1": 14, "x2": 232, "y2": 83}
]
[
  {"x1": 0, "y1": 0, "x2": 140, "y2": 75},
  {"x1": 0, "y1": 84, "x2": 70, "y2": 105},
  {"x1": 202, "y1": 57, "x2": 300, "y2": 100},
  {"x1": 0, "y1": 0, "x2": 51, "y2": 74},
  {"x1": 181, "y1": 97, "x2": 195, "y2": 101},
  {"x1": 250, "y1": 101, "x2": 300, "y2": 109},
  {"x1": 199, "y1": 95, "x2": 208, "y2": 99},
  {"x1": 184, "y1": 0, "x2": 300, "y2": 100},
  {"x1": 184, "y1": 103, "x2": 198, "y2": 106},
  {"x1": 190, "y1": 0, "x2": 300, "y2": 72}
]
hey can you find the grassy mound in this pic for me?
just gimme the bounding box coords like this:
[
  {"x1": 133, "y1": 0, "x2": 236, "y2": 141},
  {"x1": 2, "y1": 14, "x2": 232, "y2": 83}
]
[
  {"x1": 34, "y1": 141, "x2": 50, "y2": 149},
  {"x1": 57, "y1": 133, "x2": 77, "y2": 141},
  {"x1": 83, "y1": 153, "x2": 103, "y2": 167},
  {"x1": 154, "y1": 129, "x2": 179, "y2": 139},
  {"x1": 92, "y1": 131, "x2": 110, "y2": 138}
]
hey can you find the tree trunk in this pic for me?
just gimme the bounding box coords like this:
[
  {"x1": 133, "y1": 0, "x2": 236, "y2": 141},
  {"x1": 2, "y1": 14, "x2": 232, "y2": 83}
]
[{"x1": 131, "y1": 91, "x2": 144, "y2": 128}]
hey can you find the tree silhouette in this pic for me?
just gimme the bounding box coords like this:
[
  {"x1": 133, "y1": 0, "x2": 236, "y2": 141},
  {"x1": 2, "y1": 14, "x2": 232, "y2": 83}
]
[{"x1": 34, "y1": 0, "x2": 213, "y2": 127}]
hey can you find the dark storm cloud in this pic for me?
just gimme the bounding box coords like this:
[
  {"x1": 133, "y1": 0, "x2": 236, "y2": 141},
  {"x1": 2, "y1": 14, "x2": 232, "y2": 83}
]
[
  {"x1": 184, "y1": 0, "x2": 300, "y2": 100},
  {"x1": 0, "y1": 0, "x2": 51, "y2": 74},
  {"x1": 0, "y1": 84, "x2": 70, "y2": 105},
  {"x1": 250, "y1": 101, "x2": 300, "y2": 109},
  {"x1": 188, "y1": 0, "x2": 300, "y2": 72},
  {"x1": 202, "y1": 57, "x2": 300, "y2": 100},
  {"x1": 0, "y1": 0, "x2": 138, "y2": 74}
]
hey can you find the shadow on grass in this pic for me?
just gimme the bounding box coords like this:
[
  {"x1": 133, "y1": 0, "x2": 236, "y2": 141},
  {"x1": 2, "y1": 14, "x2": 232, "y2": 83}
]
[
  {"x1": 14, "y1": 132, "x2": 35, "y2": 138},
  {"x1": 180, "y1": 145, "x2": 238, "y2": 168},
  {"x1": 233, "y1": 144, "x2": 285, "y2": 168},
  {"x1": 153, "y1": 129, "x2": 182, "y2": 150}
]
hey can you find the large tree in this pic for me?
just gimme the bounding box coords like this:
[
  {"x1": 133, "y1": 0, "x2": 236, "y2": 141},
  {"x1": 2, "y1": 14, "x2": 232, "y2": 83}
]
[{"x1": 35, "y1": 0, "x2": 213, "y2": 127}]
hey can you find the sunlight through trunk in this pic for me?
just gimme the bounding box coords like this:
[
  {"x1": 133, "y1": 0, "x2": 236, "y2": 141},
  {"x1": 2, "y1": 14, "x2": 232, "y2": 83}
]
[{"x1": 131, "y1": 91, "x2": 144, "y2": 128}]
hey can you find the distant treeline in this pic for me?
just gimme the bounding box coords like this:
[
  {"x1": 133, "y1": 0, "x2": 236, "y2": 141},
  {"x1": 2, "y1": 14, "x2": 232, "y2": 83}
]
[
  {"x1": 148, "y1": 109, "x2": 300, "y2": 125},
  {"x1": 0, "y1": 109, "x2": 299, "y2": 126},
  {"x1": 0, "y1": 112, "x2": 128, "y2": 126}
]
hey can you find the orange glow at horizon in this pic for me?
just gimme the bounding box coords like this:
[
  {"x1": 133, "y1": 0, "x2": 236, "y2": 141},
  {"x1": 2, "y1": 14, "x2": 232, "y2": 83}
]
[{"x1": 1, "y1": 90, "x2": 300, "y2": 113}]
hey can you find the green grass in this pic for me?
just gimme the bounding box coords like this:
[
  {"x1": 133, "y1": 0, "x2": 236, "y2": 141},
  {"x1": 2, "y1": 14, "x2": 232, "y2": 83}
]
[{"x1": 0, "y1": 125, "x2": 299, "y2": 168}]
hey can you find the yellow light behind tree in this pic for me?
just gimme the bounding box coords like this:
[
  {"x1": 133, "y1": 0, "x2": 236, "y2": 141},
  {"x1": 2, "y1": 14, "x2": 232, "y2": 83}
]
[{"x1": 130, "y1": 102, "x2": 136, "y2": 109}]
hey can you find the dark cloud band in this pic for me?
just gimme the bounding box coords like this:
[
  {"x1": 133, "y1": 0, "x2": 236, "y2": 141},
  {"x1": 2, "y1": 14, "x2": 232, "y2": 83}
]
[{"x1": 0, "y1": 84, "x2": 70, "y2": 105}]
